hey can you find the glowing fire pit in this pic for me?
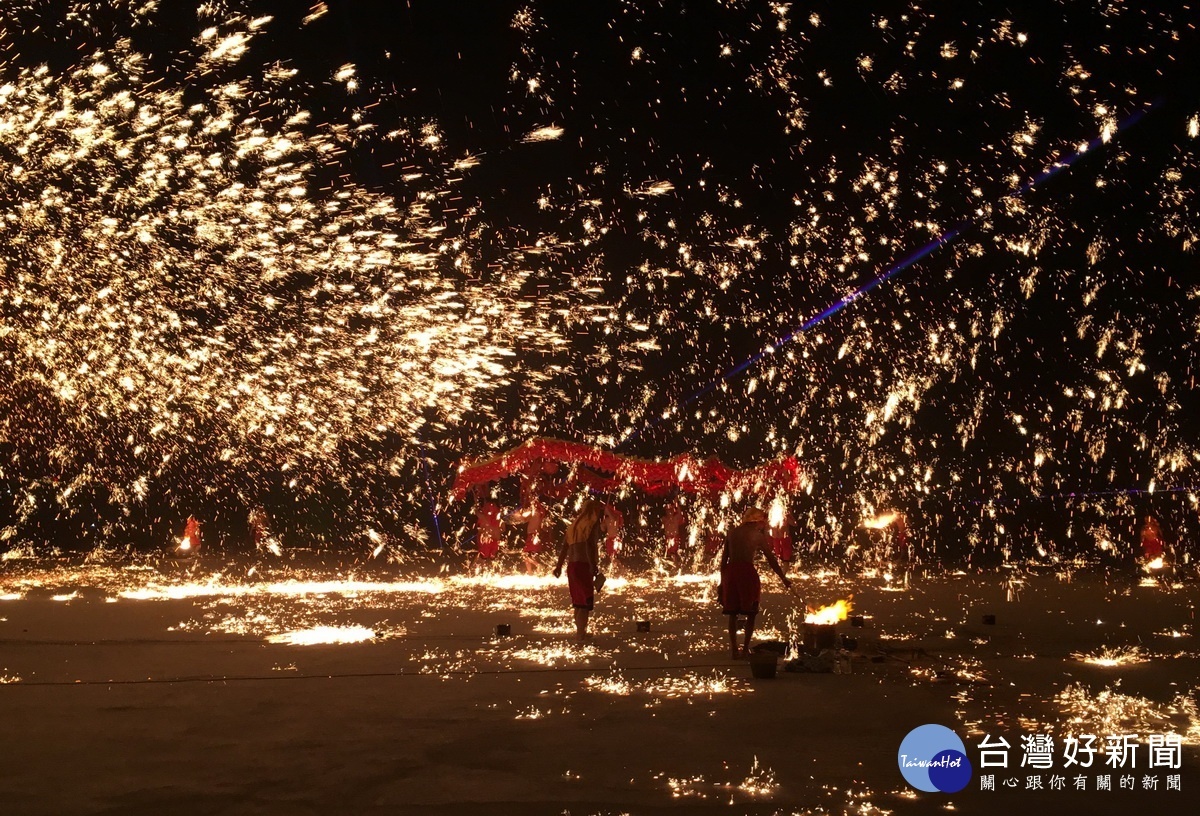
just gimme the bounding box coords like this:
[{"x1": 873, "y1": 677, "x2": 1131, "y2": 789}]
[
  {"x1": 802, "y1": 624, "x2": 838, "y2": 653},
  {"x1": 800, "y1": 599, "x2": 852, "y2": 653}
]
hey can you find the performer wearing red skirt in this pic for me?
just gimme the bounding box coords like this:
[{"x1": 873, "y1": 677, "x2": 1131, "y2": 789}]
[
  {"x1": 554, "y1": 499, "x2": 605, "y2": 641},
  {"x1": 719, "y1": 507, "x2": 793, "y2": 659}
]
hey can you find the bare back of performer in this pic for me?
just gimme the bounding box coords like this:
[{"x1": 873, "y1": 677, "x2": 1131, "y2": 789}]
[
  {"x1": 720, "y1": 507, "x2": 793, "y2": 659},
  {"x1": 554, "y1": 500, "x2": 604, "y2": 640}
]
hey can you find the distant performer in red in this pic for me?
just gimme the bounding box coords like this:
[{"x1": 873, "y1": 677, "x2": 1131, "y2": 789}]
[
  {"x1": 603, "y1": 503, "x2": 625, "y2": 566},
  {"x1": 703, "y1": 521, "x2": 724, "y2": 561},
  {"x1": 768, "y1": 507, "x2": 794, "y2": 565},
  {"x1": 248, "y1": 508, "x2": 267, "y2": 550},
  {"x1": 719, "y1": 507, "x2": 793, "y2": 660},
  {"x1": 663, "y1": 501, "x2": 685, "y2": 563},
  {"x1": 892, "y1": 515, "x2": 911, "y2": 566},
  {"x1": 472, "y1": 489, "x2": 503, "y2": 571},
  {"x1": 179, "y1": 516, "x2": 202, "y2": 556},
  {"x1": 522, "y1": 499, "x2": 548, "y2": 574},
  {"x1": 1140, "y1": 515, "x2": 1165, "y2": 562}
]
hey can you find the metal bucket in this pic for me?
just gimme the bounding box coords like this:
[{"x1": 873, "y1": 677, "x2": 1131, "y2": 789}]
[{"x1": 749, "y1": 652, "x2": 778, "y2": 679}]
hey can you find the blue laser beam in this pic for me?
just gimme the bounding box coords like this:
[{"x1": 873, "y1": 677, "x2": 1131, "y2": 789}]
[{"x1": 617, "y1": 102, "x2": 1158, "y2": 450}]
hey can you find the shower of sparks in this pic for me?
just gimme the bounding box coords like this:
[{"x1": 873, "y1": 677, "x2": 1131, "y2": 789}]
[
  {"x1": 266, "y1": 625, "x2": 375, "y2": 645},
  {"x1": 1054, "y1": 682, "x2": 1200, "y2": 744},
  {"x1": 767, "y1": 495, "x2": 786, "y2": 528},
  {"x1": 0, "y1": 0, "x2": 1198, "y2": 572},
  {"x1": 489, "y1": 1, "x2": 1200, "y2": 569},
  {"x1": 1142, "y1": 556, "x2": 1166, "y2": 572},
  {"x1": 0, "y1": 2, "x2": 583, "y2": 552},
  {"x1": 860, "y1": 513, "x2": 898, "y2": 530}
]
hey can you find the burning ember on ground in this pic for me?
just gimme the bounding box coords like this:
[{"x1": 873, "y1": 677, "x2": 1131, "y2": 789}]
[
  {"x1": 584, "y1": 670, "x2": 746, "y2": 698},
  {"x1": 734, "y1": 756, "x2": 781, "y2": 798},
  {"x1": 652, "y1": 757, "x2": 779, "y2": 801},
  {"x1": 266, "y1": 625, "x2": 376, "y2": 646},
  {"x1": 508, "y1": 643, "x2": 612, "y2": 666},
  {"x1": 1072, "y1": 646, "x2": 1150, "y2": 667}
]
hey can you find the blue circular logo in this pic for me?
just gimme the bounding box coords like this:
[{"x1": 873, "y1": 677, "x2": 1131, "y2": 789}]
[{"x1": 898, "y1": 724, "x2": 972, "y2": 793}]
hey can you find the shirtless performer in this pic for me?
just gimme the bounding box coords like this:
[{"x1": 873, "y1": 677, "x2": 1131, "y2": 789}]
[
  {"x1": 720, "y1": 506, "x2": 794, "y2": 659},
  {"x1": 553, "y1": 499, "x2": 605, "y2": 641}
]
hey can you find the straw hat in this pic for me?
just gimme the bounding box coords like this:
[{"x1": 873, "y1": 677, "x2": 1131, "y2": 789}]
[{"x1": 741, "y1": 507, "x2": 768, "y2": 525}]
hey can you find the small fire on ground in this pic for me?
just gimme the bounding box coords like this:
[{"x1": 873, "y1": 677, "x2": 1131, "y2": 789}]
[{"x1": 805, "y1": 599, "x2": 852, "y2": 625}]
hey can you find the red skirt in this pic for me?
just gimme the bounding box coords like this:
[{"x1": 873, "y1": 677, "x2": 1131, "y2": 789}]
[
  {"x1": 771, "y1": 534, "x2": 794, "y2": 562},
  {"x1": 567, "y1": 561, "x2": 594, "y2": 610},
  {"x1": 1142, "y1": 537, "x2": 1164, "y2": 560},
  {"x1": 477, "y1": 535, "x2": 499, "y2": 559},
  {"x1": 719, "y1": 561, "x2": 761, "y2": 615}
]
